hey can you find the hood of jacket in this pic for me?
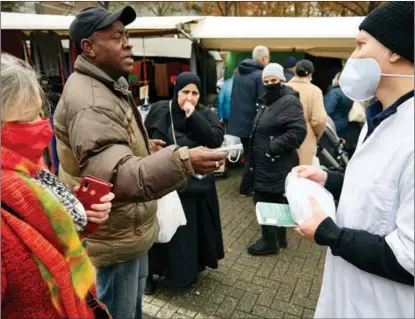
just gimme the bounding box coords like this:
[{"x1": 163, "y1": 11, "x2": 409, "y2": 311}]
[{"x1": 238, "y1": 59, "x2": 264, "y2": 75}]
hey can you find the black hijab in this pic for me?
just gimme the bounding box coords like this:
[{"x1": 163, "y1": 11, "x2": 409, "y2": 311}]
[{"x1": 171, "y1": 72, "x2": 201, "y2": 132}]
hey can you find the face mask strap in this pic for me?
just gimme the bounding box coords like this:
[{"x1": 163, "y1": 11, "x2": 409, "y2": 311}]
[
  {"x1": 375, "y1": 49, "x2": 388, "y2": 62},
  {"x1": 380, "y1": 73, "x2": 415, "y2": 78},
  {"x1": 227, "y1": 149, "x2": 242, "y2": 163}
]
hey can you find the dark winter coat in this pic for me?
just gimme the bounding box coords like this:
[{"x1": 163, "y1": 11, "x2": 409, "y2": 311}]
[
  {"x1": 227, "y1": 59, "x2": 264, "y2": 138},
  {"x1": 284, "y1": 69, "x2": 295, "y2": 82},
  {"x1": 323, "y1": 85, "x2": 353, "y2": 138},
  {"x1": 249, "y1": 86, "x2": 307, "y2": 195}
]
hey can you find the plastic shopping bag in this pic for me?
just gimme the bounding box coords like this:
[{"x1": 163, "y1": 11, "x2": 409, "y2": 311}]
[
  {"x1": 156, "y1": 191, "x2": 186, "y2": 243},
  {"x1": 285, "y1": 172, "x2": 336, "y2": 224}
]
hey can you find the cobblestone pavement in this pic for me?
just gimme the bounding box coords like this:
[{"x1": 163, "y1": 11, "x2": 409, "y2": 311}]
[{"x1": 144, "y1": 167, "x2": 326, "y2": 319}]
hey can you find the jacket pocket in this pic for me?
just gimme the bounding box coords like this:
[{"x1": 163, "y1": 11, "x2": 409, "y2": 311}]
[{"x1": 134, "y1": 201, "x2": 157, "y2": 236}]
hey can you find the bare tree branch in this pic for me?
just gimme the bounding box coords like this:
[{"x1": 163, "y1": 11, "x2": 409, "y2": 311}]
[
  {"x1": 215, "y1": 2, "x2": 226, "y2": 16},
  {"x1": 333, "y1": 2, "x2": 364, "y2": 16}
]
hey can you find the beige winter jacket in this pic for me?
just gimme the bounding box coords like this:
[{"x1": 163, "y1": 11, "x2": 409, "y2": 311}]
[{"x1": 286, "y1": 76, "x2": 327, "y2": 165}]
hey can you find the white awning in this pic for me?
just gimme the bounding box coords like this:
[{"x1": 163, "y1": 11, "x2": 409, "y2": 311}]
[
  {"x1": 190, "y1": 16, "x2": 364, "y2": 59},
  {"x1": 130, "y1": 37, "x2": 192, "y2": 58}
]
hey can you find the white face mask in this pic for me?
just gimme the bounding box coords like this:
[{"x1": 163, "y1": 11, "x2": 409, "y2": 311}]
[{"x1": 339, "y1": 57, "x2": 414, "y2": 102}]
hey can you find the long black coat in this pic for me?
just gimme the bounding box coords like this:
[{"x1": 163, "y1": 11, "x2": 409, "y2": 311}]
[
  {"x1": 250, "y1": 86, "x2": 307, "y2": 195},
  {"x1": 144, "y1": 100, "x2": 225, "y2": 286}
]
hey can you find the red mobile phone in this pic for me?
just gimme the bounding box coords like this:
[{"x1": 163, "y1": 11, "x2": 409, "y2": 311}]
[{"x1": 75, "y1": 175, "x2": 113, "y2": 210}]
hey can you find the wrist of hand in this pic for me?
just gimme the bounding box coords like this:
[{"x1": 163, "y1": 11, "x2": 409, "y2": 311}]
[{"x1": 177, "y1": 146, "x2": 195, "y2": 175}]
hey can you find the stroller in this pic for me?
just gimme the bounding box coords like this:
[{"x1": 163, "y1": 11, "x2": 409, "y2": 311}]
[{"x1": 316, "y1": 117, "x2": 349, "y2": 172}]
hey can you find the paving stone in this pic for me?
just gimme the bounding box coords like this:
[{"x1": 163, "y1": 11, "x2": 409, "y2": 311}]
[
  {"x1": 234, "y1": 280, "x2": 264, "y2": 294},
  {"x1": 256, "y1": 287, "x2": 277, "y2": 307},
  {"x1": 156, "y1": 304, "x2": 179, "y2": 319},
  {"x1": 207, "y1": 271, "x2": 225, "y2": 282},
  {"x1": 270, "y1": 271, "x2": 298, "y2": 286},
  {"x1": 143, "y1": 302, "x2": 161, "y2": 317},
  {"x1": 236, "y1": 256, "x2": 262, "y2": 269},
  {"x1": 293, "y1": 279, "x2": 312, "y2": 298},
  {"x1": 231, "y1": 310, "x2": 261, "y2": 318},
  {"x1": 308, "y1": 289, "x2": 320, "y2": 301},
  {"x1": 222, "y1": 270, "x2": 241, "y2": 286},
  {"x1": 275, "y1": 283, "x2": 296, "y2": 302},
  {"x1": 216, "y1": 296, "x2": 239, "y2": 318},
  {"x1": 236, "y1": 291, "x2": 258, "y2": 313},
  {"x1": 252, "y1": 276, "x2": 281, "y2": 290},
  {"x1": 201, "y1": 301, "x2": 220, "y2": 315},
  {"x1": 256, "y1": 262, "x2": 273, "y2": 278},
  {"x1": 291, "y1": 295, "x2": 318, "y2": 310},
  {"x1": 142, "y1": 169, "x2": 325, "y2": 319},
  {"x1": 302, "y1": 308, "x2": 315, "y2": 318},
  {"x1": 214, "y1": 285, "x2": 245, "y2": 299},
  {"x1": 239, "y1": 267, "x2": 257, "y2": 283},
  {"x1": 209, "y1": 293, "x2": 226, "y2": 304},
  {"x1": 177, "y1": 306, "x2": 200, "y2": 318},
  {"x1": 252, "y1": 305, "x2": 284, "y2": 319},
  {"x1": 172, "y1": 313, "x2": 192, "y2": 319},
  {"x1": 271, "y1": 299, "x2": 304, "y2": 317}
]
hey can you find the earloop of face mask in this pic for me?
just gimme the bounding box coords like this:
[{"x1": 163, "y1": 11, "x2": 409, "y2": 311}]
[
  {"x1": 227, "y1": 149, "x2": 242, "y2": 163},
  {"x1": 375, "y1": 50, "x2": 414, "y2": 78}
]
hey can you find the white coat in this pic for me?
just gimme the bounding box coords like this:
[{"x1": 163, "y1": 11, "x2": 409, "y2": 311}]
[{"x1": 315, "y1": 97, "x2": 414, "y2": 318}]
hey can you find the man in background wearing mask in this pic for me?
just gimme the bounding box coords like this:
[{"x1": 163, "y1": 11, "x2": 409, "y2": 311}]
[{"x1": 292, "y1": 2, "x2": 414, "y2": 318}]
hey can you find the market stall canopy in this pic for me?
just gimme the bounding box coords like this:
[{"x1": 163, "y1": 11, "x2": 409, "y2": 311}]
[
  {"x1": 190, "y1": 16, "x2": 365, "y2": 59},
  {"x1": 61, "y1": 36, "x2": 192, "y2": 59},
  {"x1": 129, "y1": 37, "x2": 192, "y2": 58},
  {"x1": 0, "y1": 12, "x2": 203, "y2": 37}
]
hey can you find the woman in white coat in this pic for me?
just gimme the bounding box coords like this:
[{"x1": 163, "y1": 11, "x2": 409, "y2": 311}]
[{"x1": 293, "y1": 2, "x2": 414, "y2": 318}]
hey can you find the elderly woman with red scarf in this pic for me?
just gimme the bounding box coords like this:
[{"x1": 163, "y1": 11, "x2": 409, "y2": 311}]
[{"x1": 1, "y1": 53, "x2": 114, "y2": 319}]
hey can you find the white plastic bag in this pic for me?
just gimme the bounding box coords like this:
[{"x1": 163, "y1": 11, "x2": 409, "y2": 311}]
[
  {"x1": 285, "y1": 172, "x2": 336, "y2": 224},
  {"x1": 156, "y1": 191, "x2": 186, "y2": 243},
  {"x1": 348, "y1": 101, "x2": 366, "y2": 123},
  {"x1": 223, "y1": 134, "x2": 244, "y2": 163}
]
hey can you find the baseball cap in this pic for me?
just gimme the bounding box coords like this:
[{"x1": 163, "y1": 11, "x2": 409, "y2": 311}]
[{"x1": 69, "y1": 6, "x2": 136, "y2": 49}]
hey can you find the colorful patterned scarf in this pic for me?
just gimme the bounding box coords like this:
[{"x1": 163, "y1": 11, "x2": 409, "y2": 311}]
[{"x1": 1, "y1": 146, "x2": 95, "y2": 318}]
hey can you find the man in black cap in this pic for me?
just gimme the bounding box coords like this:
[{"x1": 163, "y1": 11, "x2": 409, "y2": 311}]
[
  {"x1": 283, "y1": 56, "x2": 297, "y2": 82},
  {"x1": 292, "y1": 2, "x2": 414, "y2": 318},
  {"x1": 53, "y1": 6, "x2": 226, "y2": 319}
]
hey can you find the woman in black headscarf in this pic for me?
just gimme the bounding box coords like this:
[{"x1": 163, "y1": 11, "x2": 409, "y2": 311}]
[{"x1": 144, "y1": 72, "x2": 225, "y2": 293}]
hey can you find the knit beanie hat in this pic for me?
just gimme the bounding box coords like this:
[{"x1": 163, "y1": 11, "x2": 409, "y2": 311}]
[
  {"x1": 283, "y1": 57, "x2": 297, "y2": 69},
  {"x1": 173, "y1": 72, "x2": 201, "y2": 97},
  {"x1": 295, "y1": 60, "x2": 314, "y2": 77},
  {"x1": 262, "y1": 63, "x2": 286, "y2": 82},
  {"x1": 359, "y1": 1, "x2": 414, "y2": 63}
]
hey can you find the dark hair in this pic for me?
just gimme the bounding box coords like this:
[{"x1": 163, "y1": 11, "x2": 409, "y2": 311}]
[{"x1": 295, "y1": 59, "x2": 315, "y2": 77}]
